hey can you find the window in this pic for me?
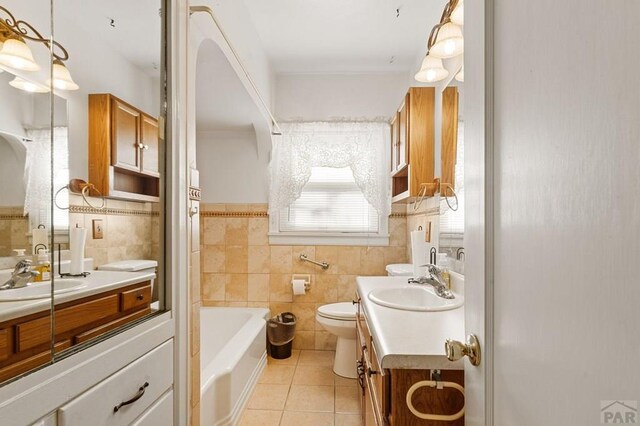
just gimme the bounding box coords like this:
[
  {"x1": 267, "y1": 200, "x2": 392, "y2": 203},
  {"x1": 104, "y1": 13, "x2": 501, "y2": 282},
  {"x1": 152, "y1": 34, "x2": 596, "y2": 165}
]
[
  {"x1": 268, "y1": 122, "x2": 391, "y2": 245},
  {"x1": 279, "y1": 167, "x2": 379, "y2": 233}
]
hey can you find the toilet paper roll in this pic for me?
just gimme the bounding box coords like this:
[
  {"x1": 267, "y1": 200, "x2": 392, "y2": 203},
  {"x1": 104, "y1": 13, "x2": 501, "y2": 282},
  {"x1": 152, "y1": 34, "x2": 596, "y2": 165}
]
[
  {"x1": 411, "y1": 230, "x2": 428, "y2": 277},
  {"x1": 69, "y1": 227, "x2": 87, "y2": 275},
  {"x1": 292, "y1": 279, "x2": 307, "y2": 295},
  {"x1": 32, "y1": 227, "x2": 48, "y2": 255}
]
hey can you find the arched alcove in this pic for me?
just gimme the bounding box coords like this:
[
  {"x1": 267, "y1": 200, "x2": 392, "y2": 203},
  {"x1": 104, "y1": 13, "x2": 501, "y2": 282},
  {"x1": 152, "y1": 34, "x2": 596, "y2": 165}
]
[{"x1": 195, "y1": 39, "x2": 271, "y2": 204}]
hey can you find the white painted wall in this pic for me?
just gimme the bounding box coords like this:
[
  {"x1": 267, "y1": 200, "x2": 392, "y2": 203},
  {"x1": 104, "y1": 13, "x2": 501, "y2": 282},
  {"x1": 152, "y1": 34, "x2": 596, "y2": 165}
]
[
  {"x1": 275, "y1": 73, "x2": 409, "y2": 121},
  {"x1": 488, "y1": 0, "x2": 640, "y2": 424},
  {"x1": 196, "y1": 130, "x2": 269, "y2": 203}
]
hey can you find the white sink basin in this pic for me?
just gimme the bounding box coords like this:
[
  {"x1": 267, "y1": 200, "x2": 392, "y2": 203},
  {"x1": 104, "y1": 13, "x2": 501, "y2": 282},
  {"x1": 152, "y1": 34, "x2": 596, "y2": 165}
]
[
  {"x1": 368, "y1": 286, "x2": 464, "y2": 312},
  {"x1": 0, "y1": 279, "x2": 86, "y2": 302}
]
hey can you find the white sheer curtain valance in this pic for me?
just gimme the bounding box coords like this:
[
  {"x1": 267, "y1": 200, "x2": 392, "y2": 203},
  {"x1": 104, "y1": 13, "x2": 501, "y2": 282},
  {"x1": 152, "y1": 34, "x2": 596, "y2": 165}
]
[{"x1": 269, "y1": 121, "x2": 391, "y2": 218}]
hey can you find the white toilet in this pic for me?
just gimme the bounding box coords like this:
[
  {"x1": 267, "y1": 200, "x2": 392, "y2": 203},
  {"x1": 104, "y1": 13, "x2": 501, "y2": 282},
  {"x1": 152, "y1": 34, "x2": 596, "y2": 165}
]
[{"x1": 316, "y1": 302, "x2": 357, "y2": 378}]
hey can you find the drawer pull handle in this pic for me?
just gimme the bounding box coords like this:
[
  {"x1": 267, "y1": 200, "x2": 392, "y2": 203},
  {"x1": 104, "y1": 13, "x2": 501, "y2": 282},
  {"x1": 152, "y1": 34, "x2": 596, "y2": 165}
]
[
  {"x1": 113, "y1": 382, "x2": 149, "y2": 413},
  {"x1": 136, "y1": 294, "x2": 144, "y2": 300},
  {"x1": 367, "y1": 367, "x2": 378, "y2": 377}
]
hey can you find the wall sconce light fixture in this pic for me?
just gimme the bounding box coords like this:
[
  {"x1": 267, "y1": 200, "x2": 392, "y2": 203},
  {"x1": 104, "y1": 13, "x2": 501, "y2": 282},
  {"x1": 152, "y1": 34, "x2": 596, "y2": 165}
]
[{"x1": 0, "y1": 5, "x2": 78, "y2": 91}]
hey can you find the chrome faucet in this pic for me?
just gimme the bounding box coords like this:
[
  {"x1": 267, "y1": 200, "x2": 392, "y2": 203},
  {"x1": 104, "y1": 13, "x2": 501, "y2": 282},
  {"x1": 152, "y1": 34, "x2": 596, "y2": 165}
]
[
  {"x1": 408, "y1": 264, "x2": 455, "y2": 299},
  {"x1": 0, "y1": 259, "x2": 39, "y2": 290}
]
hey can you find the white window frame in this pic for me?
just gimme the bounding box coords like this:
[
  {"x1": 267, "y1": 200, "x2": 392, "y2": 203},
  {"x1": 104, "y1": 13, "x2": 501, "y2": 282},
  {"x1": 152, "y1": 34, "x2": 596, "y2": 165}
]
[{"x1": 269, "y1": 167, "x2": 389, "y2": 246}]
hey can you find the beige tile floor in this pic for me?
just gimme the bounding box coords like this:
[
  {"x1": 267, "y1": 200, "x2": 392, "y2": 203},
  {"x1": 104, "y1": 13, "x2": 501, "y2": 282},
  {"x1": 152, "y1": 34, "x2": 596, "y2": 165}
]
[{"x1": 240, "y1": 350, "x2": 362, "y2": 426}]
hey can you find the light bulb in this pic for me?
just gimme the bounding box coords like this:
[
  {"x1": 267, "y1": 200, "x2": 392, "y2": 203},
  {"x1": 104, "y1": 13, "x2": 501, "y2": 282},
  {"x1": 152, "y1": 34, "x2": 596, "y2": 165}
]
[
  {"x1": 415, "y1": 55, "x2": 449, "y2": 83},
  {"x1": 0, "y1": 38, "x2": 40, "y2": 71},
  {"x1": 9, "y1": 76, "x2": 50, "y2": 93},
  {"x1": 444, "y1": 40, "x2": 456, "y2": 56}
]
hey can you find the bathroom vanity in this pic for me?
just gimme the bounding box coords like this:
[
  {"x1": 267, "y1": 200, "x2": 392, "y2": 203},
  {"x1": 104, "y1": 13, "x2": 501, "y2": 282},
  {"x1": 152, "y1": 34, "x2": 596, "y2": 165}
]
[
  {"x1": 0, "y1": 271, "x2": 153, "y2": 382},
  {"x1": 355, "y1": 276, "x2": 465, "y2": 425}
]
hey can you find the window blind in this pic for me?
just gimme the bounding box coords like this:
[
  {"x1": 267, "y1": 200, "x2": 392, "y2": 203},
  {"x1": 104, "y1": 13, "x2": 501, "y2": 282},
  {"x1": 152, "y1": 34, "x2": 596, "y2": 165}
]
[{"x1": 279, "y1": 167, "x2": 379, "y2": 233}]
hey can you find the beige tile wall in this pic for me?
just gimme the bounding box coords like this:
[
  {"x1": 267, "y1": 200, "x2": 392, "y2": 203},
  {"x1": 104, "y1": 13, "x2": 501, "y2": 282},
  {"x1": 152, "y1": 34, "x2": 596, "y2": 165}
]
[
  {"x1": 0, "y1": 207, "x2": 29, "y2": 257},
  {"x1": 200, "y1": 203, "x2": 408, "y2": 350},
  {"x1": 68, "y1": 194, "x2": 160, "y2": 269}
]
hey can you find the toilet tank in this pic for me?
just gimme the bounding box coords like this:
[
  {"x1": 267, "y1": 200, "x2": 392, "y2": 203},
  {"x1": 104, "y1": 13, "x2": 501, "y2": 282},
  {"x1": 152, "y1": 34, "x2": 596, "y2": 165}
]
[{"x1": 385, "y1": 263, "x2": 413, "y2": 276}]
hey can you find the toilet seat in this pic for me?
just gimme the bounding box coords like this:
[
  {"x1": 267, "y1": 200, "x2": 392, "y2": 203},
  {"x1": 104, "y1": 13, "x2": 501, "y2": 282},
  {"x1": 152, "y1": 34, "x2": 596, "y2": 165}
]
[{"x1": 317, "y1": 302, "x2": 357, "y2": 321}]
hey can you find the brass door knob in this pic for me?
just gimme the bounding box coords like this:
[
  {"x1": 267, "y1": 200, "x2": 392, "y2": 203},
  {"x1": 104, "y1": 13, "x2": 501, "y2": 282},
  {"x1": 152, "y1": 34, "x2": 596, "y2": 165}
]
[{"x1": 445, "y1": 334, "x2": 481, "y2": 366}]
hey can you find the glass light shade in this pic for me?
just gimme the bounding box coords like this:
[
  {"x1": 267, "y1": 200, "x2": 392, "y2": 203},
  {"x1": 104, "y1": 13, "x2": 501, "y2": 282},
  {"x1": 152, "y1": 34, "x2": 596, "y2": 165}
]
[
  {"x1": 451, "y1": 0, "x2": 464, "y2": 26},
  {"x1": 48, "y1": 60, "x2": 79, "y2": 90},
  {"x1": 455, "y1": 66, "x2": 464, "y2": 82},
  {"x1": 429, "y1": 23, "x2": 464, "y2": 58},
  {"x1": 415, "y1": 55, "x2": 449, "y2": 83},
  {"x1": 0, "y1": 38, "x2": 40, "y2": 71},
  {"x1": 9, "y1": 76, "x2": 50, "y2": 93}
]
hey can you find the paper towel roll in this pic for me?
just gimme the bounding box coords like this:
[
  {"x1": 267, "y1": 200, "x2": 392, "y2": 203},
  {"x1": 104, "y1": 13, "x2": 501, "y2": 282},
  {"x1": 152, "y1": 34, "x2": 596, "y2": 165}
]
[
  {"x1": 32, "y1": 227, "x2": 48, "y2": 255},
  {"x1": 69, "y1": 227, "x2": 87, "y2": 275},
  {"x1": 292, "y1": 279, "x2": 307, "y2": 295},
  {"x1": 411, "y1": 230, "x2": 428, "y2": 278}
]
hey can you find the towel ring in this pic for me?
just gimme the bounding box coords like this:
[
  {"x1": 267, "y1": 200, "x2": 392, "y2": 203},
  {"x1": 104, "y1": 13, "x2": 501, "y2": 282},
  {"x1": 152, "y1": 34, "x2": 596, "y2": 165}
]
[
  {"x1": 54, "y1": 179, "x2": 105, "y2": 210},
  {"x1": 406, "y1": 380, "x2": 465, "y2": 422},
  {"x1": 413, "y1": 184, "x2": 428, "y2": 211},
  {"x1": 441, "y1": 183, "x2": 459, "y2": 212}
]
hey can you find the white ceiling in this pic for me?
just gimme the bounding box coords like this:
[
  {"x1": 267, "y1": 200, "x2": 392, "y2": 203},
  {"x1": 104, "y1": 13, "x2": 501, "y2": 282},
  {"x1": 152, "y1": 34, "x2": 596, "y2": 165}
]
[
  {"x1": 243, "y1": 0, "x2": 445, "y2": 74},
  {"x1": 196, "y1": 40, "x2": 262, "y2": 132},
  {"x1": 57, "y1": 0, "x2": 162, "y2": 78}
]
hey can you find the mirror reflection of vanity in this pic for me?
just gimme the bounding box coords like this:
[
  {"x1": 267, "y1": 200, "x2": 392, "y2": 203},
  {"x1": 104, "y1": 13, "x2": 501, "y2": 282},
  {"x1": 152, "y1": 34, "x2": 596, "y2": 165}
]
[{"x1": 0, "y1": 0, "x2": 166, "y2": 386}]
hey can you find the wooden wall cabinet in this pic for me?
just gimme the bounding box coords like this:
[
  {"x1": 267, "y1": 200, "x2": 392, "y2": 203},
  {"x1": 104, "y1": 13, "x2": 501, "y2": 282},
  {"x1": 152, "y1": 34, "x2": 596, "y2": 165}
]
[
  {"x1": 89, "y1": 94, "x2": 161, "y2": 202},
  {"x1": 391, "y1": 87, "x2": 436, "y2": 203},
  {"x1": 441, "y1": 86, "x2": 459, "y2": 194},
  {"x1": 356, "y1": 299, "x2": 464, "y2": 425}
]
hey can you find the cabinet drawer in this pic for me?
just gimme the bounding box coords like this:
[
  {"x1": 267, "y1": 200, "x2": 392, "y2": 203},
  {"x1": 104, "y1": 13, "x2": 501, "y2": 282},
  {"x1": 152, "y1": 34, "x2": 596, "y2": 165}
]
[
  {"x1": 17, "y1": 295, "x2": 120, "y2": 352},
  {"x1": 74, "y1": 309, "x2": 150, "y2": 344},
  {"x1": 0, "y1": 328, "x2": 11, "y2": 361},
  {"x1": 120, "y1": 284, "x2": 152, "y2": 312},
  {"x1": 131, "y1": 390, "x2": 173, "y2": 426},
  {"x1": 58, "y1": 340, "x2": 173, "y2": 426},
  {"x1": 0, "y1": 340, "x2": 70, "y2": 383}
]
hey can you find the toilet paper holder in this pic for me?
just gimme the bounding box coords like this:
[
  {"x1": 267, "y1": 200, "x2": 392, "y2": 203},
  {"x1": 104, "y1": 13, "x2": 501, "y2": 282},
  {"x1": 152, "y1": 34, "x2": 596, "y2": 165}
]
[{"x1": 292, "y1": 274, "x2": 311, "y2": 290}]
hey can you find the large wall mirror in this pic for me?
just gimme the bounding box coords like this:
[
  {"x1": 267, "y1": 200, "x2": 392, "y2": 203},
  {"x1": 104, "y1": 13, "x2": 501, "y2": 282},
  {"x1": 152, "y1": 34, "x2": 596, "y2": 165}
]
[
  {"x1": 0, "y1": 0, "x2": 166, "y2": 385},
  {"x1": 438, "y1": 76, "x2": 464, "y2": 274}
]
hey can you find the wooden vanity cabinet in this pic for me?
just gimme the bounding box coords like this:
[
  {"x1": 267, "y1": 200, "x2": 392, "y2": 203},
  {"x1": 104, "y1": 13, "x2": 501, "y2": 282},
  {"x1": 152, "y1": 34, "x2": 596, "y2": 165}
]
[
  {"x1": 356, "y1": 299, "x2": 464, "y2": 426},
  {"x1": 0, "y1": 281, "x2": 152, "y2": 383},
  {"x1": 391, "y1": 87, "x2": 436, "y2": 203},
  {"x1": 89, "y1": 94, "x2": 161, "y2": 202}
]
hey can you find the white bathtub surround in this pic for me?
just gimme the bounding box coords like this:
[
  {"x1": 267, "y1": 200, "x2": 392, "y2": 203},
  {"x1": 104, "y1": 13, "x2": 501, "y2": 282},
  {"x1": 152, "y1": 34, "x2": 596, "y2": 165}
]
[
  {"x1": 315, "y1": 302, "x2": 358, "y2": 378},
  {"x1": 200, "y1": 307, "x2": 269, "y2": 426}
]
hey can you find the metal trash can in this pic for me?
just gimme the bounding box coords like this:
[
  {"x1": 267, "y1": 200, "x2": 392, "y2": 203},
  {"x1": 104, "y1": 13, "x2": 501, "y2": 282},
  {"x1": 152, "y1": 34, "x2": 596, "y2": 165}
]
[{"x1": 267, "y1": 312, "x2": 297, "y2": 359}]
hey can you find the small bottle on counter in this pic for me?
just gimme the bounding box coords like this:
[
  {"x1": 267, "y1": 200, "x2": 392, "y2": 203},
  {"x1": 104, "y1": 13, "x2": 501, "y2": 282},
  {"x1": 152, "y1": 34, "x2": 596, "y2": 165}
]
[{"x1": 33, "y1": 249, "x2": 51, "y2": 282}]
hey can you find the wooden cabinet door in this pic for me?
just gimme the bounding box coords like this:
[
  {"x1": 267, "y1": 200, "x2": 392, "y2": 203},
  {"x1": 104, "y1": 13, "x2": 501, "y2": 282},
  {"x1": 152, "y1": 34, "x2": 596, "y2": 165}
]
[
  {"x1": 111, "y1": 99, "x2": 141, "y2": 172},
  {"x1": 398, "y1": 94, "x2": 409, "y2": 171},
  {"x1": 390, "y1": 113, "x2": 400, "y2": 173},
  {"x1": 140, "y1": 115, "x2": 160, "y2": 177}
]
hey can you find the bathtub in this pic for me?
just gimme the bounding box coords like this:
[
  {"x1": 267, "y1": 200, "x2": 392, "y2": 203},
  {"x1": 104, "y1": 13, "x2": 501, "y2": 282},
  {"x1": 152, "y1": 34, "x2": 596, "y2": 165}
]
[{"x1": 200, "y1": 307, "x2": 269, "y2": 425}]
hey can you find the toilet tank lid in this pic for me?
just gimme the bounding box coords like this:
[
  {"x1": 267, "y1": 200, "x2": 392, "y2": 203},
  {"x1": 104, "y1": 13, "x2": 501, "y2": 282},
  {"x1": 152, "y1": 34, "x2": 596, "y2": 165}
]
[
  {"x1": 385, "y1": 263, "x2": 413, "y2": 276},
  {"x1": 97, "y1": 260, "x2": 158, "y2": 272},
  {"x1": 318, "y1": 302, "x2": 356, "y2": 320}
]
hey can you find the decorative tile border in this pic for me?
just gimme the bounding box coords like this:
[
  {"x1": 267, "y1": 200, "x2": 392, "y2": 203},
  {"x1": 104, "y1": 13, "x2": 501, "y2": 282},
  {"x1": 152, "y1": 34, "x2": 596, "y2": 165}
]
[
  {"x1": 200, "y1": 211, "x2": 268, "y2": 218},
  {"x1": 189, "y1": 186, "x2": 201, "y2": 201},
  {"x1": 0, "y1": 214, "x2": 28, "y2": 220},
  {"x1": 405, "y1": 207, "x2": 439, "y2": 217},
  {"x1": 69, "y1": 205, "x2": 159, "y2": 217}
]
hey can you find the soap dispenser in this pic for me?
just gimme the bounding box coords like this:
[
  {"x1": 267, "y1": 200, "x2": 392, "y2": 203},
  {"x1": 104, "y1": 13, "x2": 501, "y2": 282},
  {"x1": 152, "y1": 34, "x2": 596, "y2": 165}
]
[{"x1": 34, "y1": 249, "x2": 51, "y2": 282}]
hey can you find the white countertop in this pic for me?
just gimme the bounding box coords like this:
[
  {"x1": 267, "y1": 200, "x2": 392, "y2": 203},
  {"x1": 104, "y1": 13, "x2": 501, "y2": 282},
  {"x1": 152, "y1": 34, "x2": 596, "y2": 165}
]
[
  {"x1": 0, "y1": 270, "x2": 156, "y2": 323},
  {"x1": 356, "y1": 275, "x2": 465, "y2": 370}
]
